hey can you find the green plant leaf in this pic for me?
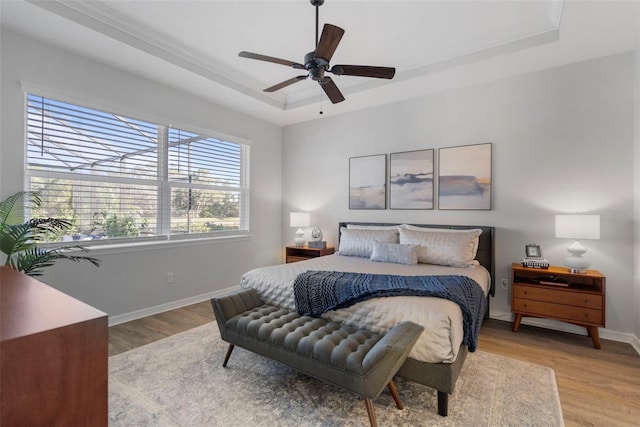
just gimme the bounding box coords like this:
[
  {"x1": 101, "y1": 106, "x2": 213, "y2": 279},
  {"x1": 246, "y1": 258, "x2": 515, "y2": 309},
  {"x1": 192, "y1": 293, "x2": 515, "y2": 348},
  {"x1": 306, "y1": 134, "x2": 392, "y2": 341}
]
[
  {"x1": 0, "y1": 191, "x2": 41, "y2": 233},
  {"x1": 1, "y1": 218, "x2": 74, "y2": 261},
  {"x1": 1, "y1": 191, "x2": 100, "y2": 276},
  {"x1": 9, "y1": 248, "x2": 57, "y2": 276},
  {"x1": 10, "y1": 247, "x2": 101, "y2": 277}
]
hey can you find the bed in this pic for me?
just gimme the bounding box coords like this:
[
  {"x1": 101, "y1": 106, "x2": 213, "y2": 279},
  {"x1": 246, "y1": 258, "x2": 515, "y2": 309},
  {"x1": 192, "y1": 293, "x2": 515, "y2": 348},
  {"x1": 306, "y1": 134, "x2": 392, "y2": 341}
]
[{"x1": 240, "y1": 222, "x2": 495, "y2": 416}]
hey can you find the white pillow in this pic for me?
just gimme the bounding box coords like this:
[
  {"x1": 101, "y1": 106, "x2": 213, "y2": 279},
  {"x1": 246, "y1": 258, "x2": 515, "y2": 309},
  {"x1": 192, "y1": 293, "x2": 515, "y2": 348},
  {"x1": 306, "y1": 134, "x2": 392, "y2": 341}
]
[
  {"x1": 337, "y1": 228, "x2": 398, "y2": 258},
  {"x1": 370, "y1": 241, "x2": 419, "y2": 265},
  {"x1": 398, "y1": 227, "x2": 482, "y2": 267},
  {"x1": 400, "y1": 224, "x2": 481, "y2": 256}
]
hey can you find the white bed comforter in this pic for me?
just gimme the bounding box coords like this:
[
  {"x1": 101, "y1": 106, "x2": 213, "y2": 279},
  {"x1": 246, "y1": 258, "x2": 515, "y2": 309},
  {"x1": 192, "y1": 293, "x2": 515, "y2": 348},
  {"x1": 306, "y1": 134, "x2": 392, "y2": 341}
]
[{"x1": 240, "y1": 254, "x2": 490, "y2": 363}]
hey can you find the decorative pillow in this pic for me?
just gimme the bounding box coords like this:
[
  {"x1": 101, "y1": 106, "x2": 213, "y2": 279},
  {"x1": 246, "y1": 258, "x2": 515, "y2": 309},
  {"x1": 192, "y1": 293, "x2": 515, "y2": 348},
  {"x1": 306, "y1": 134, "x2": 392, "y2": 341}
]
[
  {"x1": 337, "y1": 228, "x2": 398, "y2": 258},
  {"x1": 370, "y1": 241, "x2": 420, "y2": 265},
  {"x1": 400, "y1": 224, "x2": 481, "y2": 256},
  {"x1": 398, "y1": 227, "x2": 482, "y2": 267}
]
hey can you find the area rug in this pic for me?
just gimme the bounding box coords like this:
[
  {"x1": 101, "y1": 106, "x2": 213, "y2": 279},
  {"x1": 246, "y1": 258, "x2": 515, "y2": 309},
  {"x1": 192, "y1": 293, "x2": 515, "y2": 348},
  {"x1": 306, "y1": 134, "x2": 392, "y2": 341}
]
[{"x1": 109, "y1": 323, "x2": 564, "y2": 426}]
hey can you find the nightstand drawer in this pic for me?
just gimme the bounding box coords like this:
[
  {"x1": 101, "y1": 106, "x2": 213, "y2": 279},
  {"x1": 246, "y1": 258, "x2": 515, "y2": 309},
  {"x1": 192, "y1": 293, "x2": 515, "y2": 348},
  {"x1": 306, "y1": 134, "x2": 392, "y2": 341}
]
[
  {"x1": 285, "y1": 246, "x2": 335, "y2": 263},
  {"x1": 513, "y1": 298, "x2": 603, "y2": 324},
  {"x1": 513, "y1": 285, "x2": 602, "y2": 310}
]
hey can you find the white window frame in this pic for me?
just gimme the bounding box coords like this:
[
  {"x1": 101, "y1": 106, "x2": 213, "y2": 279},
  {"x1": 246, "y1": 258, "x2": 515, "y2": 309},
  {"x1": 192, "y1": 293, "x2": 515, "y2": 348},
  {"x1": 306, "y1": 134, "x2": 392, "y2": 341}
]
[{"x1": 23, "y1": 90, "x2": 251, "y2": 248}]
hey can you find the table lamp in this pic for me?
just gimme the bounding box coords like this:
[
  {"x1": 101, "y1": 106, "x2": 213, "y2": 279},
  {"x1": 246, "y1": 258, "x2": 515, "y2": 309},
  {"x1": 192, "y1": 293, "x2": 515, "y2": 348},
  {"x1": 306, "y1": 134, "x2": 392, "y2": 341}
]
[
  {"x1": 555, "y1": 214, "x2": 600, "y2": 273},
  {"x1": 290, "y1": 212, "x2": 310, "y2": 247}
]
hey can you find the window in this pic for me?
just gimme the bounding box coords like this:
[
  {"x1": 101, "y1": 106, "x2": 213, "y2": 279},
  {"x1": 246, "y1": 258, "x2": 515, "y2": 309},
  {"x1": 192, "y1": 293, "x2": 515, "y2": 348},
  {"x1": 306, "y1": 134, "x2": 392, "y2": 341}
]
[{"x1": 25, "y1": 94, "x2": 250, "y2": 244}]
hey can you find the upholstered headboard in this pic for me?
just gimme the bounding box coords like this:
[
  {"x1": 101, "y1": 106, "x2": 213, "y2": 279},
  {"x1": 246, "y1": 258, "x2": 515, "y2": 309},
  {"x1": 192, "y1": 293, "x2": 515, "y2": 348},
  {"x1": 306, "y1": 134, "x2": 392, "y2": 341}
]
[{"x1": 338, "y1": 222, "x2": 495, "y2": 298}]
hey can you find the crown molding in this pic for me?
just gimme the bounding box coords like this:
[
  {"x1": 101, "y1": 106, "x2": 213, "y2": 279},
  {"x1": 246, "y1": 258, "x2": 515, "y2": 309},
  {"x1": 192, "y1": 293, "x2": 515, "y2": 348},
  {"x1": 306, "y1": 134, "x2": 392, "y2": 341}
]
[
  {"x1": 27, "y1": 0, "x2": 285, "y2": 109},
  {"x1": 286, "y1": 24, "x2": 560, "y2": 109},
  {"x1": 286, "y1": 1, "x2": 564, "y2": 108},
  {"x1": 27, "y1": 0, "x2": 564, "y2": 112}
]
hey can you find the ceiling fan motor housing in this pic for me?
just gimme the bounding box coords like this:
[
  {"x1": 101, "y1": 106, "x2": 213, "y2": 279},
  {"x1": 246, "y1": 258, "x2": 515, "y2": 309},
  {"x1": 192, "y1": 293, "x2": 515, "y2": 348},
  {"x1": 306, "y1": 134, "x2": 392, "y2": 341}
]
[{"x1": 304, "y1": 51, "x2": 329, "y2": 81}]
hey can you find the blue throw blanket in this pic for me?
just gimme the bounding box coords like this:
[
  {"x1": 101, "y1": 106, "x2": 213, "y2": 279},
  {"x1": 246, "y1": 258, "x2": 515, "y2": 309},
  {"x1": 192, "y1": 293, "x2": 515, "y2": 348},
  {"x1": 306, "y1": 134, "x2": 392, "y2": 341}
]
[{"x1": 293, "y1": 271, "x2": 486, "y2": 352}]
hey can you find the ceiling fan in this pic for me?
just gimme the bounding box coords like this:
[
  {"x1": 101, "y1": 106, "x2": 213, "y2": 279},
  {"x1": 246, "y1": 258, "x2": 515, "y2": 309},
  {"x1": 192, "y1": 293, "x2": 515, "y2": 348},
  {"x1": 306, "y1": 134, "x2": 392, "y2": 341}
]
[{"x1": 238, "y1": 0, "x2": 396, "y2": 104}]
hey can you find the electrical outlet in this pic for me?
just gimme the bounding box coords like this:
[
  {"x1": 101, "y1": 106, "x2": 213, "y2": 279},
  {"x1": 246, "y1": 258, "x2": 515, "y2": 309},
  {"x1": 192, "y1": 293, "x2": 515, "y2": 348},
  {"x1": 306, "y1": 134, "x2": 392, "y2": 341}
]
[
  {"x1": 501, "y1": 278, "x2": 508, "y2": 290},
  {"x1": 166, "y1": 272, "x2": 175, "y2": 284}
]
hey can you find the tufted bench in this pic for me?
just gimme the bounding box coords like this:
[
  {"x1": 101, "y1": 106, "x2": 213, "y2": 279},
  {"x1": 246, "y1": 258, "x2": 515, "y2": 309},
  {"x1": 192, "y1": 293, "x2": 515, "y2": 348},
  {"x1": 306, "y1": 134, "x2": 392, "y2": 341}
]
[{"x1": 211, "y1": 288, "x2": 424, "y2": 427}]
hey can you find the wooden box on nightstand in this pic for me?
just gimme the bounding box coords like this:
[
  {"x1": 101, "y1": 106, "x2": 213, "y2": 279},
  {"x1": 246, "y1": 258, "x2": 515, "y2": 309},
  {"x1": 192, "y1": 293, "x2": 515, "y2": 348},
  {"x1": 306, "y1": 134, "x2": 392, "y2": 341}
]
[
  {"x1": 285, "y1": 245, "x2": 335, "y2": 263},
  {"x1": 511, "y1": 263, "x2": 606, "y2": 349}
]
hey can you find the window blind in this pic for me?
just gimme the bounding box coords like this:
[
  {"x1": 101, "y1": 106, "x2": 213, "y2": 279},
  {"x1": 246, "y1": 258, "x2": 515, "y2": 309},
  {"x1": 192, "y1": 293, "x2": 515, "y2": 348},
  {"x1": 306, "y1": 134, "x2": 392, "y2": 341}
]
[{"x1": 25, "y1": 93, "x2": 249, "y2": 243}]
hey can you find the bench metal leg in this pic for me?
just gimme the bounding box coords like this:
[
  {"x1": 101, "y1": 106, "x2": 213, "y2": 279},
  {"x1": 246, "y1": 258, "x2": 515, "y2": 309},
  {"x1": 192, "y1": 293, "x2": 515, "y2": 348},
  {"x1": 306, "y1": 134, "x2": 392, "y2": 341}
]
[
  {"x1": 364, "y1": 398, "x2": 377, "y2": 427},
  {"x1": 387, "y1": 381, "x2": 403, "y2": 410},
  {"x1": 222, "y1": 344, "x2": 235, "y2": 367}
]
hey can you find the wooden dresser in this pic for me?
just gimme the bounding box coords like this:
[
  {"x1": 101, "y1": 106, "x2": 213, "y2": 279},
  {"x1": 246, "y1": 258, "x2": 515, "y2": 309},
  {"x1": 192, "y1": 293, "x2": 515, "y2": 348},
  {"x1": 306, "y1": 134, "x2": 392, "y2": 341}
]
[
  {"x1": 0, "y1": 266, "x2": 108, "y2": 425},
  {"x1": 511, "y1": 263, "x2": 605, "y2": 348}
]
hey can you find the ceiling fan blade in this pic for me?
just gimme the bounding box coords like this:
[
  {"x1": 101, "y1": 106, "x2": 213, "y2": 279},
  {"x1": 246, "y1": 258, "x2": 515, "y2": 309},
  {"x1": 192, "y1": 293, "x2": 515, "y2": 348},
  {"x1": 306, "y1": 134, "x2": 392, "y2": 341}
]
[
  {"x1": 263, "y1": 75, "x2": 308, "y2": 92},
  {"x1": 330, "y1": 65, "x2": 396, "y2": 79},
  {"x1": 319, "y1": 77, "x2": 345, "y2": 104},
  {"x1": 315, "y1": 24, "x2": 345, "y2": 62},
  {"x1": 239, "y1": 51, "x2": 304, "y2": 69}
]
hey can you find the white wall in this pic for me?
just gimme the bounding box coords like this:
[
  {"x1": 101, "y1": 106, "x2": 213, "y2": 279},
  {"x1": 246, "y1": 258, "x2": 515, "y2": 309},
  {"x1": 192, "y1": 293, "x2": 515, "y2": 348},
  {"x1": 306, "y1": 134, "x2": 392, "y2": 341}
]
[
  {"x1": 635, "y1": 31, "x2": 640, "y2": 343},
  {"x1": 282, "y1": 52, "x2": 637, "y2": 338},
  {"x1": 2, "y1": 29, "x2": 637, "y2": 344},
  {"x1": 0, "y1": 29, "x2": 283, "y2": 320}
]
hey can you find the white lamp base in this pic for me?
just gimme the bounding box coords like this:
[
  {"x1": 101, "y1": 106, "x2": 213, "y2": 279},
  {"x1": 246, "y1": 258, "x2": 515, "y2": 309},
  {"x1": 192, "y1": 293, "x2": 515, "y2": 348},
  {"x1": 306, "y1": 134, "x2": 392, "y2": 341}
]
[
  {"x1": 294, "y1": 228, "x2": 305, "y2": 247},
  {"x1": 564, "y1": 240, "x2": 590, "y2": 273}
]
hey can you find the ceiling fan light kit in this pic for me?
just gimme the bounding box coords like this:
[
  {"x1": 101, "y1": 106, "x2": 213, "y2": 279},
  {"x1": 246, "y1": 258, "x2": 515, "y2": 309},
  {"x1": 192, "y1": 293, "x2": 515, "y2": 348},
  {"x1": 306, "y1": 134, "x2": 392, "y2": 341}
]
[{"x1": 238, "y1": 0, "x2": 395, "y2": 105}]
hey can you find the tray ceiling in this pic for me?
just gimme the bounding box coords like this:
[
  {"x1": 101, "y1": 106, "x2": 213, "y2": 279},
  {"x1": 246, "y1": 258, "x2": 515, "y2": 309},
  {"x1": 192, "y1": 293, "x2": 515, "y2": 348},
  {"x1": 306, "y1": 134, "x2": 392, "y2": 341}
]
[{"x1": 1, "y1": 1, "x2": 637, "y2": 126}]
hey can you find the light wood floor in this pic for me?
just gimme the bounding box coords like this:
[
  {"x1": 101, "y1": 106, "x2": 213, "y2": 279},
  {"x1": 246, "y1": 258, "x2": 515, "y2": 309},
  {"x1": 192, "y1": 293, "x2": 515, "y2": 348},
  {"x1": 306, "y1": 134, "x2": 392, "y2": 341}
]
[{"x1": 109, "y1": 301, "x2": 640, "y2": 426}]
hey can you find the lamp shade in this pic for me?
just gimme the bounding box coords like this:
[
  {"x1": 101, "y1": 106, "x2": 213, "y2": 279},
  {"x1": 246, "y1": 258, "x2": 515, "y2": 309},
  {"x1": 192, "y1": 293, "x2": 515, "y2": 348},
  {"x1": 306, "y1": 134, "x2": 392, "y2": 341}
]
[
  {"x1": 555, "y1": 214, "x2": 600, "y2": 240},
  {"x1": 290, "y1": 212, "x2": 310, "y2": 228}
]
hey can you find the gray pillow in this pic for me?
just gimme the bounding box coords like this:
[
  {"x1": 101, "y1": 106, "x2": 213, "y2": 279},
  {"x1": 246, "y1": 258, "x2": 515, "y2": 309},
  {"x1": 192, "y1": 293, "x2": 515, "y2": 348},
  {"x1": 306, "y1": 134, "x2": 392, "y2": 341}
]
[{"x1": 370, "y1": 241, "x2": 420, "y2": 265}]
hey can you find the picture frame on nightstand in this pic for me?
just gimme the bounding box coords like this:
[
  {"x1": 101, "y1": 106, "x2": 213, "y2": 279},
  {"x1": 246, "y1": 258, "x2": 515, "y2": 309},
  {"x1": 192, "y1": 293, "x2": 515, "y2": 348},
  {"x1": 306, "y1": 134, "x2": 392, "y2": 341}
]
[
  {"x1": 522, "y1": 243, "x2": 549, "y2": 268},
  {"x1": 525, "y1": 243, "x2": 542, "y2": 258}
]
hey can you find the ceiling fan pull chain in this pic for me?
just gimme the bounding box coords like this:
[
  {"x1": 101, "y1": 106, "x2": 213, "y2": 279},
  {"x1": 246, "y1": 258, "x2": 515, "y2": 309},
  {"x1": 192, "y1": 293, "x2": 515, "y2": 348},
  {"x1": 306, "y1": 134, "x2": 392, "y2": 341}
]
[{"x1": 319, "y1": 89, "x2": 323, "y2": 115}]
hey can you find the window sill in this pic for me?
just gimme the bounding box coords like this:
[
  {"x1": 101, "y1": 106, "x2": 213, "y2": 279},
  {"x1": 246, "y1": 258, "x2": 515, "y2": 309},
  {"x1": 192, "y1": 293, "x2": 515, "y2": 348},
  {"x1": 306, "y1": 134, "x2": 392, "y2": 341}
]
[{"x1": 40, "y1": 233, "x2": 252, "y2": 256}]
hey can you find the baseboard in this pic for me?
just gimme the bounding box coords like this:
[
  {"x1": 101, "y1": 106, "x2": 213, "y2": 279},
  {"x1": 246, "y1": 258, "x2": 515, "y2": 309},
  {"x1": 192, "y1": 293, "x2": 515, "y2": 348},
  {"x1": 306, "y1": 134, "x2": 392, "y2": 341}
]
[
  {"x1": 108, "y1": 285, "x2": 241, "y2": 326},
  {"x1": 629, "y1": 333, "x2": 640, "y2": 355},
  {"x1": 490, "y1": 310, "x2": 640, "y2": 356}
]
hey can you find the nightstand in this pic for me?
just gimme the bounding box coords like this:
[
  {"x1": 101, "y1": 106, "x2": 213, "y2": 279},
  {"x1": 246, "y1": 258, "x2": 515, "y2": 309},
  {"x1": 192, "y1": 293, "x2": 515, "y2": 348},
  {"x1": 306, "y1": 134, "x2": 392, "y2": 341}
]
[
  {"x1": 285, "y1": 245, "x2": 335, "y2": 263},
  {"x1": 511, "y1": 263, "x2": 606, "y2": 349}
]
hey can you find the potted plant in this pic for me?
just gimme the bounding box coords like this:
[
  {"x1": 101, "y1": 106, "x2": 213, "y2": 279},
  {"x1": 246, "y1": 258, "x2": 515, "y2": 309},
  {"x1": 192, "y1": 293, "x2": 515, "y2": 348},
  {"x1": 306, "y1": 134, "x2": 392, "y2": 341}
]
[{"x1": 0, "y1": 191, "x2": 100, "y2": 276}]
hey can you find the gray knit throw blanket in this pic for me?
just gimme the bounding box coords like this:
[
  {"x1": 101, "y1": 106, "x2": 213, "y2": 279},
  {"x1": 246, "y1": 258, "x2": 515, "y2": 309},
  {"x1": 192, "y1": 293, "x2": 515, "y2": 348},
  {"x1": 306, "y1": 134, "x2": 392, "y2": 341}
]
[{"x1": 293, "y1": 270, "x2": 486, "y2": 352}]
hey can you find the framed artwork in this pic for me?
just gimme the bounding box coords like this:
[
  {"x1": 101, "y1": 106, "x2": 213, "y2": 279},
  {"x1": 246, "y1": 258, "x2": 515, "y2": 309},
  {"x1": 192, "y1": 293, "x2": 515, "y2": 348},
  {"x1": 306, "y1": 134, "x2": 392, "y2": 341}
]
[
  {"x1": 349, "y1": 154, "x2": 387, "y2": 209},
  {"x1": 438, "y1": 142, "x2": 492, "y2": 210},
  {"x1": 389, "y1": 149, "x2": 434, "y2": 209}
]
